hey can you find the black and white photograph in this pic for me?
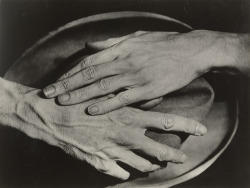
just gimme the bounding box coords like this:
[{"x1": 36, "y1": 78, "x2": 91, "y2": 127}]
[{"x1": 0, "y1": 0, "x2": 249, "y2": 187}]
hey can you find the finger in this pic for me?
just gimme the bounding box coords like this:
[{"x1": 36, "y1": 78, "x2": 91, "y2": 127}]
[
  {"x1": 84, "y1": 94, "x2": 115, "y2": 107},
  {"x1": 57, "y1": 48, "x2": 119, "y2": 81},
  {"x1": 88, "y1": 88, "x2": 146, "y2": 115},
  {"x1": 99, "y1": 160, "x2": 130, "y2": 180},
  {"x1": 44, "y1": 61, "x2": 121, "y2": 98},
  {"x1": 138, "y1": 97, "x2": 163, "y2": 110},
  {"x1": 104, "y1": 147, "x2": 160, "y2": 173},
  {"x1": 57, "y1": 76, "x2": 132, "y2": 105},
  {"x1": 86, "y1": 31, "x2": 147, "y2": 51},
  {"x1": 129, "y1": 134, "x2": 187, "y2": 163},
  {"x1": 136, "y1": 112, "x2": 207, "y2": 136},
  {"x1": 73, "y1": 148, "x2": 130, "y2": 180}
]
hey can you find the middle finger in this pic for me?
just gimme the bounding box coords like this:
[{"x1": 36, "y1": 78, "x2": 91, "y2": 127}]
[
  {"x1": 57, "y1": 75, "x2": 134, "y2": 105},
  {"x1": 43, "y1": 61, "x2": 122, "y2": 98}
]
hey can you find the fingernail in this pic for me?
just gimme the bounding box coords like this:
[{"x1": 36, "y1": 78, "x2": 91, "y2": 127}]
[
  {"x1": 197, "y1": 126, "x2": 207, "y2": 135},
  {"x1": 43, "y1": 86, "x2": 55, "y2": 97},
  {"x1": 88, "y1": 105, "x2": 99, "y2": 114},
  {"x1": 180, "y1": 154, "x2": 187, "y2": 163},
  {"x1": 58, "y1": 93, "x2": 70, "y2": 102}
]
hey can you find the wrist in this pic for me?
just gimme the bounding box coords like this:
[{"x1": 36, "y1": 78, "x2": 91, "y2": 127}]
[
  {"x1": 187, "y1": 30, "x2": 241, "y2": 75},
  {"x1": 0, "y1": 78, "x2": 20, "y2": 126},
  {"x1": 0, "y1": 78, "x2": 58, "y2": 146},
  {"x1": 198, "y1": 30, "x2": 249, "y2": 75}
]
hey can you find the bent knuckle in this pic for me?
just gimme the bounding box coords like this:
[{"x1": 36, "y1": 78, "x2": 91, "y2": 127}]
[
  {"x1": 76, "y1": 90, "x2": 83, "y2": 99},
  {"x1": 82, "y1": 66, "x2": 96, "y2": 80},
  {"x1": 118, "y1": 92, "x2": 131, "y2": 106},
  {"x1": 61, "y1": 71, "x2": 72, "y2": 80},
  {"x1": 60, "y1": 143, "x2": 77, "y2": 158},
  {"x1": 135, "y1": 30, "x2": 145, "y2": 35},
  {"x1": 98, "y1": 78, "x2": 111, "y2": 91},
  {"x1": 110, "y1": 108, "x2": 138, "y2": 126},
  {"x1": 164, "y1": 114, "x2": 175, "y2": 129},
  {"x1": 97, "y1": 161, "x2": 111, "y2": 173},
  {"x1": 81, "y1": 56, "x2": 91, "y2": 69},
  {"x1": 157, "y1": 149, "x2": 169, "y2": 161},
  {"x1": 60, "y1": 78, "x2": 69, "y2": 90}
]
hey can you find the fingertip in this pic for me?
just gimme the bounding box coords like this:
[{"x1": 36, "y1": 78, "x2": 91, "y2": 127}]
[
  {"x1": 58, "y1": 93, "x2": 70, "y2": 104},
  {"x1": 180, "y1": 154, "x2": 188, "y2": 163},
  {"x1": 196, "y1": 125, "x2": 207, "y2": 136},
  {"x1": 43, "y1": 85, "x2": 56, "y2": 98},
  {"x1": 120, "y1": 171, "x2": 130, "y2": 180},
  {"x1": 108, "y1": 163, "x2": 130, "y2": 180},
  {"x1": 88, "y1": 105, "x2": 100, "y2": 115},
  {"x1": 85, "y1": 41, "x2": 103, "y2": 51},
  {"x1": 172, "y1": 152, "x2": 187, "y2": 164},
  {"x1": 85, "y1": 41, "x2": 91, "y2": 48},
  {"x1": 151, "y1": 164, "x2": 162, "y2": 171}
]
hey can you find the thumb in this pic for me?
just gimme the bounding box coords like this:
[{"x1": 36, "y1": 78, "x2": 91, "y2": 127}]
[{"x1": 86, "y1": 31, "x2": 147, "y2": 51}]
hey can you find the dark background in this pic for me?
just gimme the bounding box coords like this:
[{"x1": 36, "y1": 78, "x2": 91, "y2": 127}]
[{"x1": 0, "y1": 0, "x2": 250, "y2": 187}]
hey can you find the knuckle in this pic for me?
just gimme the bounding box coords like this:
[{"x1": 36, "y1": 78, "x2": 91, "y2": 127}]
[
  {"x1": 164, "y1": 114, "x2": 175, "y2": 129},
  {"x1": 118, "y1": 41, "x2": 130, "y2": 50},
  {"x1": 106, "y1": 38, "x2": 115, "y2": 43},
  {"x1": 60, "y1": 78, "x2": 69, "y2": 90},
  {"x1": 81, "y1": 66, "x2": 95, "y2": 80},
  {"x1": 60, "y1": 143, "x2": 76, "y2": 158},
  {"x1": 97, "y1": 161, "x2": 111, "y2": 173},
  {"x1": 120, "y1": 58, "x2": 135, "y2": 70},
  {"x1": 76, "y1": 90, "x2": 83, "y2": 99},
  {"x1": 98, "y1": 78, "x2": 111, "y2": 91},
  {"x1": 118, "y1": 92, "x2": 131, "y2": 106},
  {"x1": 135, "y1": 30, "x2": 144, "y2": 35},
  {"x1": 157, "y1": 149, "x2": 169, "y2": 161},
  {"x1": 61, "y1": 71, "x2": 71, "y2": 80},
  {"x1": 81, "y1": 56, "x2": 91, "y2": 69},
  {"x1": 110, "y1": 108, "x2": 137, "y2": 126}
]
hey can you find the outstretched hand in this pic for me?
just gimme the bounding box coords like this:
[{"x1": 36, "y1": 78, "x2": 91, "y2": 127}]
[
  {"x1": 5, "y1": 80, "x2": 207, "y2": 180},
  {"x1": 43, "y1": 30, "x2": 217, "y2": 115}
]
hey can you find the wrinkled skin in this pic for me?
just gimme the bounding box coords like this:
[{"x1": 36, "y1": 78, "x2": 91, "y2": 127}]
[
  {"x1": 43, "y1": 30, "x2": 229, "y2": 115},
  {"x1": 0, "y1": 78, "x2": 207, "y2": 180}
]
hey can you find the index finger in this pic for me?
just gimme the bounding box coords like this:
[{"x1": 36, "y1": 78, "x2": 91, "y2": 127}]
[{"x1": 88, "y1": 88, "x2": 146, "y2": 115}]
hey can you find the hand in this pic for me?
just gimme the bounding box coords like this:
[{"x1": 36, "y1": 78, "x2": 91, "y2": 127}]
[
  {"x1": 43, "y1": 30, "x2": 222, "y2": 115},
  {"x1": 3, "y1": 79, "x2": 207, "y2": 180}
]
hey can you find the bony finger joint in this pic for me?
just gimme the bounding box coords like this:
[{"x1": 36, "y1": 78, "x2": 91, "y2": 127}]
[
  {"x1": 61, "y1": 79, "x2": 69, "y2": 89},
  {"x1": 157, "y1": 149, "x2": 168, "y2": 161},
  {"x1": 82, "y1": 66, "x2": 95, "y2": 80},
  {"x1": 118, "y1": 92, "x2": 130, "y2": 105},
  {"x1": 164, "y1": 114, "x2": 174, "y2": 129},
  {"x1": 59, "y1": 143, "x2": 76, "y2": 158},
  {"x1": 98, "y1": 160, "x2": 112, "y2": 173},
  {"x1": 62, "y1": 71, "x2": 71, "y2": 80},
  {"x1": 81, "y1": 57, "x2": 91, "y2": 69},
  {"x1": 99, "y1": 79, "x2": 110, "y2": 91}
]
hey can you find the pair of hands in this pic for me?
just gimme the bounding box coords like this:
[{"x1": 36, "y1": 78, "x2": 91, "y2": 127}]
[{"x1": 38, "y1": 30, "x2": 214, "y2": 179}]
